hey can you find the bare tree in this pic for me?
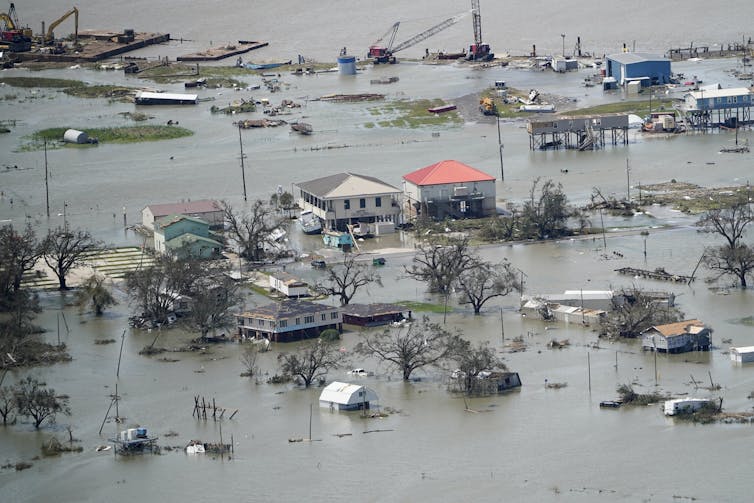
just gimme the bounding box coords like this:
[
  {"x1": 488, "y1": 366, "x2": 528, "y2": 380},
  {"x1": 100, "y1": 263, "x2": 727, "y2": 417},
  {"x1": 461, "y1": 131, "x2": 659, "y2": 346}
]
[
  {"x1": 449, "y1": 339, "x2": 505, "y2": 394},
  {"x1": 456, "y1": 259, "x2": 521, "y2": 314},
  {"x1": 14, "y1": 376, "x2": 71, "y2": 429},
  {"x1": 75, "y1": 274, "x2": 116, "y2": 315},
  {"x1": 315, "y1": 254, "x2": 382, "y2": 305},
  {"x1": 223, "y1": 200, "x2": 285, "y2": 262},
  {"x1": 0, "y1": 386, "x2": 16, "y2": 425},
  {"x1": 703, "y1": 244, "x2": 754, "y2": 288},
  {"x1": 186, "y1": 275, "x2": 241, "y2": 337},
  {"x1": 124, "y1": 255, "x2": 205, "y2": 324},
  {"x1": 601, "y1": 287, "x2": 683, "y2": 338},
  {"x1": 520, "y1": 177, "x2": 570, "y2": 239},
  {"x1": 240, "y1": 345, "x2": 260, "y2": 377},
  {"x1": 696, "y1": 196, "x2": 752, "y2": 249},
  {"x1": 355, "y1": 317, "x2": 458, "y2": 380},
  {"x1": 697, "y1": 197, "x2": 754, "y2": 287},
  {"x1": 41, "y1": 227, "x2": 99, "y2": 290},
  {"x1": 404, "y1": 236, "x2": 476, "y2": 294},
  {"x1": 277, "y1": 340, "x2": 346, "y2": 387},
  {"x1": 0, "y1": 224, "x2": 43, "y2": 297}
]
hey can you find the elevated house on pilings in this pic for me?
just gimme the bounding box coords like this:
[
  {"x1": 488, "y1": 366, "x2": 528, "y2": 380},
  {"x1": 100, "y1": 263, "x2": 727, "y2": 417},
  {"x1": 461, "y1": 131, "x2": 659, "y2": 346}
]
[
  {"x1": 527, "y1": 114, "x2": 629, "y2": 151},
  {"x1": 681, "y1": 87, "x2": 753, "y2": 129}
]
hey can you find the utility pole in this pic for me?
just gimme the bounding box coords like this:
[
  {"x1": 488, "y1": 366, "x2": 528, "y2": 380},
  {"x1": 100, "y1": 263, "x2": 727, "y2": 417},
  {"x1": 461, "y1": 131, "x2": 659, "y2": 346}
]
[
  {"x1": 238, "y1": 126, "x2": 248, "y2": 202},
  {"x1": 44, "y1": 139, "x2": 50, "y2": 218},
  {"x1": 496, "y1": 116, "x2": 505, "y2": 181},
  {"x1": 561, "y1": 33, "x2": 566, "y2": 57},
  {"x1": 63, "y1": 201, "x2": 68, "y2": 231},
  {"x1": 626, "y1": 158, "x2": 631, "y2": 202},
  {"x1": 598, "y1": 207, "x2": 607, "y2": 250}
]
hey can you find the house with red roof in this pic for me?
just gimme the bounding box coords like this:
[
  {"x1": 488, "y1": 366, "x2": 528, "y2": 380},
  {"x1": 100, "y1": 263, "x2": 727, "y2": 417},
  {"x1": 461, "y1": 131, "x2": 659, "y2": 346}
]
[
  {"x1": 402, "y1": 160, "x2": 496, "y2": 220},
  {"x1": 641, "y1": 319, "x2": 711, "y2": 354},
  {"x1": 142, "y1": 199, "x2": 223, "y2": 231}
]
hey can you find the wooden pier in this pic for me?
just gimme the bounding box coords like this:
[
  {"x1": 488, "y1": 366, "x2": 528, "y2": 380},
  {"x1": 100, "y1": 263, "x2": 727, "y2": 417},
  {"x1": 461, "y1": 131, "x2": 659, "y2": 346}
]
[{"x1": 615, "y1": 267, "x2": 694, "y2": 283}]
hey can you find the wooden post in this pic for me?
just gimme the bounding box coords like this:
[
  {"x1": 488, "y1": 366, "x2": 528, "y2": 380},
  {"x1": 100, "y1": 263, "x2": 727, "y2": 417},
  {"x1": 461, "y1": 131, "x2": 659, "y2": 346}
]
[
  {"x1": 57, "y1": 314, "x2": 61, "y2": 346},
  {"x1": 587, "y1": 353, "x2": 592, "y2": 390},
  {"x1": 615, "y1": 351, "x2": 618, "y2": 370},
  {"x1": 116, "y1": 329, "x2": 126, "y2": 378},
  {"x1": 308, "y1": 403, "x2": 313, "y2": 441},
  {"x1": 500, "y1": 307, "x2": 505, "y2": 345}
]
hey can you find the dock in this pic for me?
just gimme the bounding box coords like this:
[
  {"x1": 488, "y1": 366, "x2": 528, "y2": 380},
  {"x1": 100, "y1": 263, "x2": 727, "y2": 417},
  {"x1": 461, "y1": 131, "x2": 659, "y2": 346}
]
[
  {"x1": 615, "y1": 267, "x2": 694, "y2": 283},
  {"x1": 177, "y1": 40, "x2": 268, "y2": 62},
  {"x1": 17, "y1": 31, "x2": 170, "y2": 63}
]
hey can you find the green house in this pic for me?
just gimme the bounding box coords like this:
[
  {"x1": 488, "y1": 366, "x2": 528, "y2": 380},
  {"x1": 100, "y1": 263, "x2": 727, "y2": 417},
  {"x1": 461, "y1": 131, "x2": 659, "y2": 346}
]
[{"x1": 153, "y1": 214, "x2": 222, "y2": 259}]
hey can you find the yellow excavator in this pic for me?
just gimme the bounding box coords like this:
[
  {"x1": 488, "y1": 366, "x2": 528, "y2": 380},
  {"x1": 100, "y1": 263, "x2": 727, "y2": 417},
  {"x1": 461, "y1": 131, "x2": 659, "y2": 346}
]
[
  {"x1": 479, "y1": 97, "x2": 497, "y2": 116},
  {"x1": 42, "y1": 7, "x2": 78, "y2": 45}
]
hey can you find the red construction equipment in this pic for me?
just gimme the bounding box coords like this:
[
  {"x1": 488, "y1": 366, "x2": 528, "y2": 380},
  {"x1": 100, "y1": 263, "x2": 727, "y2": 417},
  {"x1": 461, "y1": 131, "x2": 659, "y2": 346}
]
[
  {"x1": 466, "y1": 0, "x2": 493, "y2": 61},
  {"x1": 368, "y1": 13, "x2": 467, "y2": 64},
  {"x1": 0, "y1": 2, "x2": 32, "y2": 52}
]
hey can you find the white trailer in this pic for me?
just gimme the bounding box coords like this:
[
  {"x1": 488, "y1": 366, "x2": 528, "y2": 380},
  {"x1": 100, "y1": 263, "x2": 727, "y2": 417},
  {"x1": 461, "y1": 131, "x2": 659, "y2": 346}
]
[
  {"x1": 730, "y1": 346, "x2": 754, "y2": 363},
  {"x1": 664, "y1": 398, "x2": 709, "y2": 416}
]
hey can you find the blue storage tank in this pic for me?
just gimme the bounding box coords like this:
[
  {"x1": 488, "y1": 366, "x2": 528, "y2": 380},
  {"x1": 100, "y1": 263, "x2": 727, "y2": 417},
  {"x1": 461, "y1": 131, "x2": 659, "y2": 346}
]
[{"x1": 338, "y1": 55, "x2": 356, "y2": 75}]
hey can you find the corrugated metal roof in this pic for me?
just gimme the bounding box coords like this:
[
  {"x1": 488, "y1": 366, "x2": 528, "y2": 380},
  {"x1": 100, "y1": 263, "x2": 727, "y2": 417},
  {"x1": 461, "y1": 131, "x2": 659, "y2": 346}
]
[
  {"x1": 645, "y1": 319, "x2": 705, "y2": 337},
  {"x1": 731, "y1": 346, "x2": 754, "y2": 354},
  {"x1": 319, "y1": 381, "x2": 378, "y2": 405},
  {"x1": 607, "y1": 52, "x2": 669, "y2": 65},
  {"x1": 403, "y1": 160, "x2": 495, "y2": 186},
  {"x1": 155, "y1": 213, "x2": 209, "y2": 229},
  {"x1": 295, "y1": 173, "x2": 400, "y2": 198},
  {"x1": 145, "y1": 200, "x2": 221, "y2": 218}
]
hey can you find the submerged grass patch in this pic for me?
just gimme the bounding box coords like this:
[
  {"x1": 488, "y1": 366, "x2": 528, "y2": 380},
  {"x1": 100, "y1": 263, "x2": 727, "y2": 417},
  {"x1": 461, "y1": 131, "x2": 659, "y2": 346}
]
[
  {"x1": 396, "y1": 300, "x2": 451, "y2": 314},
  {"x1": 367, "y1": 99, "x2": 463, "y2": 128},
  {"x1": 0, "y1": 77, "x2": 86, "y2": 88},
  {"x1": 563, "y1": 99, "x2": 675, "y2": 117},
  {"x1": 23, "y1": 125, "x2": 193, "y2": 151}
]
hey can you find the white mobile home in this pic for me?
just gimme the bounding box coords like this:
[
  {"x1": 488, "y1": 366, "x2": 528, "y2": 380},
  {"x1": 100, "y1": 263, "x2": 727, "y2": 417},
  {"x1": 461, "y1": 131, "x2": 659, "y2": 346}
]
[
  {"x1": 730, "y1": 346, "x2": 754, "y2": 364},
  {"x1": 319, "y1": 381, "x2": 378, "y2": 411},
  {"x1": 268, "y1": 271, "x2": 309, "y2": 298},
  {"x1": 664, "y1": 398, "x2": 710, "y2": 416}
]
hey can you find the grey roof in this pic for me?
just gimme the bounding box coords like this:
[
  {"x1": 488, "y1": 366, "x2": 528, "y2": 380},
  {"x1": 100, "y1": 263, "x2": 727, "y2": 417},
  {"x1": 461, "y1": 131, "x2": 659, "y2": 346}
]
[
  {"x1": 145, "y1": 199, "x2": 221, "y2": 218},
  {"x1": 607, "y1": 53, "x2": 669, "y2": 65},
  {"x1": 341, "y1": 303, "x2": 406, "y2": 317},
  {"x1": 295, "y1": 172, "x2": 400, "y2": 198},
  {"x1": 238, "y1": 299, "x2": 335, "y2": 319}
]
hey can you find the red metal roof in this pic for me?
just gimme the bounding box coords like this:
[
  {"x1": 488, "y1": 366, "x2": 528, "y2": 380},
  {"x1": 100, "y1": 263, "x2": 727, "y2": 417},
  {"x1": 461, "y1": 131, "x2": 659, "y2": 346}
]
[{"x1": 403, "y1": 160, "x2": 495, "y2": 186}]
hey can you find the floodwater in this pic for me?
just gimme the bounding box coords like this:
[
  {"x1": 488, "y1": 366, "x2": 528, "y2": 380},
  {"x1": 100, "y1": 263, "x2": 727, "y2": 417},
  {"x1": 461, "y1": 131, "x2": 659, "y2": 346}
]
[{"x1": 2, "y1": 2, "x2": 754, "y2": 502}]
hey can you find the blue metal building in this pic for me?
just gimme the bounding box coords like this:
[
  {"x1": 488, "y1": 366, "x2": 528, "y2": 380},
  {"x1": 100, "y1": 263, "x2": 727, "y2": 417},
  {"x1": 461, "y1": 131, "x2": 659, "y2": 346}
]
[{"x1": 606, "y1": 53, "x2": 671, "y2": 86}]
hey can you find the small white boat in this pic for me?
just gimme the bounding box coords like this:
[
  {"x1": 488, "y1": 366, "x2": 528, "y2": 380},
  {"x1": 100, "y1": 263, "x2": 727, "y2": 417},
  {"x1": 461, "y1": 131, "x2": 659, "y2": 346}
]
[
  {"x1": 347, "y1": 368, "x2": 373, "y2": 377},
  {"x1": 186, "y1": 441, "x2": 206, "y2": 454},
  {"x1": 298, "y1": 210, "x2": 322, "y2": 235}
]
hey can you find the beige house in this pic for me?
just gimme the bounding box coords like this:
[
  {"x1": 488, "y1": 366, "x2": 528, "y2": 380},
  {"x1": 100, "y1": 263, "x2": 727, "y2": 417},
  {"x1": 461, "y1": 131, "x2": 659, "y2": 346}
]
[{"x1": 294, "y1": 173, "x2": 401, "y2": 232}]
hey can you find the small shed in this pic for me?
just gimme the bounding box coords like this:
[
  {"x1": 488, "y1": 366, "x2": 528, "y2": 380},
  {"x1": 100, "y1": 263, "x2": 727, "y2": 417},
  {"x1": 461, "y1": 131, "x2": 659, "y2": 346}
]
[
  {"x1": 730, "y1": 346, "x2": 754, "y2": 364},
  {"x1": 63, "y1": 129, "x2": 89, "y2": 144},
  {"x1": 268, "y1": 271, "x2": 309, "y2": 298},
  {"x1": 664, "y1": 398, "x2": 710, "y2": 416},
  {"x1": 340, "y1": 303, "x2": 410, "y2": 327},
  {"x1": 319, "y1": 381, "x2": 378, "y2": 411}
]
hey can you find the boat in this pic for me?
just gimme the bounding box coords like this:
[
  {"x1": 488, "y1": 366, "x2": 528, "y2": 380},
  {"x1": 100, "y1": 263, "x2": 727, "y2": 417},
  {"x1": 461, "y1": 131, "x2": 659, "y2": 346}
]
[
  {"x1": 437, "y1": 50, "x2": 466, "y2": 60},
  {"x1": 427, "y1": 104, "x2": 457, "y2": 114},
  {"x1": 519, "y1": 104, "x2": 555, "y2": 113},
  {"x1": 599, "y1": 400, "x2": 623, "y2": 408},
  {"x1": 245, "y1": 60, "x2": 292, "y2": 70},
  {"x1": 299, "y1": 210, "x2": 322, "y2": 234},
  {"x1": 311, "y1": 259, "x2": 326, "y2": 269},
  {"x1": 372, "y1": 257, "x2": 386, "y2": 266},
  {"x1": 291, "y1": 122, "x2": 313, "y2": 135},
  {"x1": 184, "y1": 78, "x2": 207, "y2": 88},
  {"x1": 347, "y1": 368, "x2": 374, "y2": 377}
]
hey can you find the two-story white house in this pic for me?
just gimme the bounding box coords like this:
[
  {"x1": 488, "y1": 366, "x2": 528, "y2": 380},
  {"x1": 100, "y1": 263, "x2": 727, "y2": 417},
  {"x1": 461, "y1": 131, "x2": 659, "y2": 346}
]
[
  {"x1": 402, "y1": 160, "x2": 497, "y2": 221},
  {"x1": 294, "y1": 173, "x2": 401, "y2": 233}
]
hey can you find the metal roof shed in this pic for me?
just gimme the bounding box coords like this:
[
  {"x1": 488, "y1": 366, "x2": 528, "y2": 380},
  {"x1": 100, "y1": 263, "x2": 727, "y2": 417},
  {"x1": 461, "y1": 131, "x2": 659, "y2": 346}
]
[
  {"x1": 319, "y1": 381, "x2": 378, "y2": 411},
  {"x1": 730, "y1": 346, "x2": 754, "y2": 363}
]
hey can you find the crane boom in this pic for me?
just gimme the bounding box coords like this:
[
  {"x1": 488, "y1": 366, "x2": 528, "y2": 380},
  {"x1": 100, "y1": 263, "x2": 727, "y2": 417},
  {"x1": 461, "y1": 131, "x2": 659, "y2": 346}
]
[
  {"x1": 372, "y1": 22, "x2": 400, "y2": 50},
  {"x1": 391, "y1": 13, "x2": 466, "y2": 54},
  {"x1": 471, "y1": 0, "x2": 482, "y2": 46}
]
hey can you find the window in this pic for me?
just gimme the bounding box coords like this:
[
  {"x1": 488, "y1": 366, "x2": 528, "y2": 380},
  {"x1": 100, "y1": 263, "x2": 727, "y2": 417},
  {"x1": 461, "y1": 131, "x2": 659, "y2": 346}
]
[
  {"x1": 321, "y1": 314, "x2": 327, "y2": 321},
  {"x1": 279, "y1": 320, "x2": 287, "y2": 328},
  {"x1": 375, "y1": 197, "x2": 381, "y2": 207},
  {"x1": 344, "y1": 199, "x2": 350, "y2": 210},
  {"x1": 295, "y1": 317, "x2": 300, "y2": 325},
  {"x1": 359, "y1": 198, "x2": 366, "y2": 208},
  {"x1": 304, "y1": 315, "x2": 314, "y2": 323},
  {"x1": 331, "y1": 312, "x2": 338, "y2": 319}
]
